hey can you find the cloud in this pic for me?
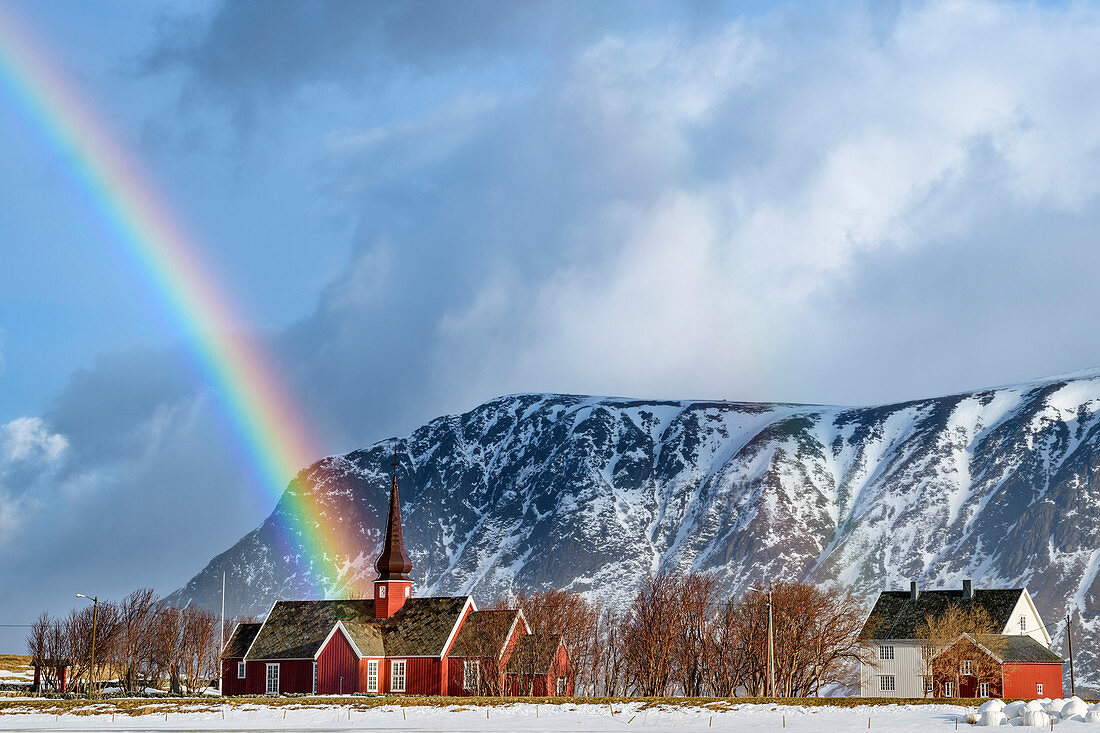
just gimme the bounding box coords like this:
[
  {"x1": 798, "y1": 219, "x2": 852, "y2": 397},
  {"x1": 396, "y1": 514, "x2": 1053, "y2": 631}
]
[
  {"x1": 283, "y1": 0, "x2": 1100, "y2": 430},
  {"x1": 10, "y1": 0, "x2": 1100, "y2": 650},
  {"x1": 1, "y1": 417, "x2": 67, "y2": 465}
]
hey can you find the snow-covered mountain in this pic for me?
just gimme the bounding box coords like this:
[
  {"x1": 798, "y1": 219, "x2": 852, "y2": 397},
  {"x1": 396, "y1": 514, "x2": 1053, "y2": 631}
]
[{"x1": 168, "y1": 370, "x2": 1100, "y2": 687}]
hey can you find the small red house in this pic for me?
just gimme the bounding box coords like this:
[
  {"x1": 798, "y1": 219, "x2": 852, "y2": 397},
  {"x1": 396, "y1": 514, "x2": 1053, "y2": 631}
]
[
  {"x1": 931, "y1": 634, "x2": 1064, "y2": 699},
  {"x1": 221, "y1": 453, "x2": 572, "y2": 697}
]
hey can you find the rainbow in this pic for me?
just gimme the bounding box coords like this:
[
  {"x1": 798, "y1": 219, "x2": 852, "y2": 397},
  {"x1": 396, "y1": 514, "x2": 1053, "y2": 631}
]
[{"x1": 0, "y1": 5, "x2": 361, "y2": 598}]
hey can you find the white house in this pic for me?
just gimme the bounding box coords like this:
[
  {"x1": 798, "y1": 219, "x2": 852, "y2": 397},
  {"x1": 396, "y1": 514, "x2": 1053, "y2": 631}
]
[{"x1": 859, "y1": 580, "x2": 1051, "y2": 698}]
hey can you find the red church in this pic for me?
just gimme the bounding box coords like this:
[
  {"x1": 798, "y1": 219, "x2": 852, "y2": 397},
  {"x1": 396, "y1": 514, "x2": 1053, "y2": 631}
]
[{"x1": 220, "y1": 459, "x2": 572, "y2": 697}]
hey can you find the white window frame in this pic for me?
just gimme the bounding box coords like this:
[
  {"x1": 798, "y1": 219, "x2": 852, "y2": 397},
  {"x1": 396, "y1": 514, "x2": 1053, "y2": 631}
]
[
  {"x1": 379, "y1": 585, "x2": 387, "y2": 598},
  {"x1": 961, "y1": 659, "x2": 972, "y2": 675},
  {"x1": 312, "y1": 661, "x2": 318, "y2": 694},
  {"x1": 879, "y1": 675, "x2": 895, "y2": 692},
  {"x1": 404, "y1": 585, "x2": 410, "y2": 598},
  {"x1": 556, "y1": 677, "x2": 567, "y2": 696},
  {"x1": 944, "y1": 681, "x2": 955, "y2": 697},
  {"x1": 391, "y1": 660, "x2": 406, "y2": 693},
  {"x1": 924, "y1": 677, "x2": 934, "y2": 695},
  {"x1": 237, "y1": 661, "x2": 246, "y2": 679},
  {"x1": 879, "y1": 645, "x2": 894, "y2": 660},
  {"x1": 463, "y1": 659, "x2": 480, "y2": 692},
  {"x1": 367, "y1": 660, "x2": 379, "y2": 692},
  {"x1": 265, "y1": 663, "x2": 280, "y2": 695},
  {"x1": 979, "y1": 682, "x2": 990, "y2": 698},
  {"x1": 1037, "y1": 683, "x2": 1043, "y2": 695},
  {"x1": 1020, "y1": 615, "x2": 1027, "y2": 633}
]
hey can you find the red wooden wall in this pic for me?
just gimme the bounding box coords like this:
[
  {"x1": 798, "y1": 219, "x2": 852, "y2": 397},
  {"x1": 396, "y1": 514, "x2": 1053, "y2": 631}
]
[
  {"x1": 223, "y1": 659, "x2": 315, "y2": 695},
  {"x1": 1004, "y1": 663, "x2": 1063, "y2": 699},
  {"x1": 318, "y1": 630, "x2": 358, "y2": 694}
]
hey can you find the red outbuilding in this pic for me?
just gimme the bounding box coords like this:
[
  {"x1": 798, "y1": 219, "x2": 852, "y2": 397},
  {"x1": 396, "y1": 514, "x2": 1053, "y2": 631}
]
[
  {"x1": 931, "y1": 634, "x2": 1064, "y2": 700},
  {"x1": 221, "y1": 449, "x2": 573, "y2": 697}
]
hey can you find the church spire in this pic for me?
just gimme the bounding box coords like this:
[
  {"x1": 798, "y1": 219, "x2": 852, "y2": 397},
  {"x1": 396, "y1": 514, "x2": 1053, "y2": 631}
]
[{"x1": 375, "y1": 443, "x2": 412, "y2": 581}]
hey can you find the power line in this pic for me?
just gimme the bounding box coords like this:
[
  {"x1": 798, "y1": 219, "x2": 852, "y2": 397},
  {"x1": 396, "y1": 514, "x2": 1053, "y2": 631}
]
[{"x1": 0, "y1": 624, "x2": 31, "y2": 627}]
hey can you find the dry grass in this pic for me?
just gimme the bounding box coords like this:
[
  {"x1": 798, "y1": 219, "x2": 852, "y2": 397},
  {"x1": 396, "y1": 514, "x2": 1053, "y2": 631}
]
[
  {"x1": 0, "y1": 694, "x2": 1024, "y2": 718},
  {"x1": 0, "y1": 655, "x2": 32, "y2": 676}
]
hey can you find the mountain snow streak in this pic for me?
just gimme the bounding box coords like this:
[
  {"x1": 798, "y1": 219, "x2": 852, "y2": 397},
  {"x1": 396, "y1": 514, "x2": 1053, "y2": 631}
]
[{"x1": 170, "y1": 371, "x2": 1100, "y2": 688}]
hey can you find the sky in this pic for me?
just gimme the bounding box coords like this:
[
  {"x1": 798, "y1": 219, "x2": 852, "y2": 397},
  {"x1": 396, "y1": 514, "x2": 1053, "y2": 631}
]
[{"x1": 3, "y1": 0, "x2": 1100, "y2": 649}]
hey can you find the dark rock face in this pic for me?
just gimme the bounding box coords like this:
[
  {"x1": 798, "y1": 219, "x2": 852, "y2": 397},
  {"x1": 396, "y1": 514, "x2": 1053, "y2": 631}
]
[{"x1": 167, "y1": 373, "x2": 1100, "y2": 688}]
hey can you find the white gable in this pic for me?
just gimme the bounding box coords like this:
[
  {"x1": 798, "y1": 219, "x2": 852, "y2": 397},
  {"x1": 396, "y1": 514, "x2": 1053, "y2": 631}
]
[{"x1": 1000, "y1": 589, "x2": 1051, "y2": 647}]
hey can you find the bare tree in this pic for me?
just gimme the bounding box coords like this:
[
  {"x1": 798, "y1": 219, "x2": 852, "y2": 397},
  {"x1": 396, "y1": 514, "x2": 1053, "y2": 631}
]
[
  {"x1": 620, "y1": 572, "x2": 683, "y2": 696},
  {"x1": 112, "y1": 588, "x2": 160, "y2": 692},
  {"x1": 675, "y1": 573, "x2": 718, "y2": 696},
  {"x1": 180, "y1": 606, "x2": 220, "y2": 694},
  {"x1": 26, "y1": 612, "x2": 51, "y2": 693},
  {"x1": 916, "y1": 605, "x2": 1004, "y2": 697},
  {"x1": 60, "y1": 606, "x2": 98, "y2": 692}
]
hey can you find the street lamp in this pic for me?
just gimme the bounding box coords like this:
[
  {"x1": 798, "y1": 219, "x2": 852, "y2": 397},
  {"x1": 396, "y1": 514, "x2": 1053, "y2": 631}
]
[
  {"x1": 748, "y1": 586, "x2": 775, "y2": 698},
  {"x1": 75, "y1": 594, "x2": 98, "y2": 698}
]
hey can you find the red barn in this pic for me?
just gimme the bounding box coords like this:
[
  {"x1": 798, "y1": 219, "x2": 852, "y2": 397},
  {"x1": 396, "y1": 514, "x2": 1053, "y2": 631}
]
[
  {"x1": 931, "y1": 634, "x2": 1064, "y2": 700},
  {"x1": 221, "y1": 452, "x2": 573, "y2": 697}
]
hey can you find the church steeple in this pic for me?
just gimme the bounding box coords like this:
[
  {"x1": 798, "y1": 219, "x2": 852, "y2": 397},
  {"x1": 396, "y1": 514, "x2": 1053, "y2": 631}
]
[{"x1": 374, "y1": 444, "x2": 412, "y2": 618}]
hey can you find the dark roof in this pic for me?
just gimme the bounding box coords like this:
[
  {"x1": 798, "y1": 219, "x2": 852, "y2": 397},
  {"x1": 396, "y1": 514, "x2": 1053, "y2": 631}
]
[
  {"x1": 221, "y1": 623, "x2": 261, "y2": 659},
  {"x1": 860, "y1": 589, "x2": 1025, "y2": 640},
  {"x1": 968, "y1": 634, "x2": 1064, "y2": 664},
  {"x1": 380, "y1": 596, "x2": 469, "y2": 657},
  {"x1": 376, "y1": 446, "x2": 412, "y2": 581},
  {"x1": 449, "y1": 610, "x2": 520, "y2": 657},
  {"x1": 506, "y1": 634, "x2": 562, "y2": 674},
  {"x1": 245, "y1": 597, "x2": 469, "y2": 660},
  {"x1": 247, "y1": 600, "x2": 375, "y2": 660},
  {"x1": 342, "y1": 622, "x2": 385, "y2": 657}
]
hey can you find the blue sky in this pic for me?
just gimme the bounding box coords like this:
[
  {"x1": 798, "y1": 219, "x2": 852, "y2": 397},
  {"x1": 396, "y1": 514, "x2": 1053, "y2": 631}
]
[{"x1": 3, "y1": 0, "x2": 1100, "y2": 646}]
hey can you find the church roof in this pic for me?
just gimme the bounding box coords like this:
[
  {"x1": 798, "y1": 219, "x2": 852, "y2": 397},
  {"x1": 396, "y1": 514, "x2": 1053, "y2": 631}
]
[
  {"x1": 221, "y1": 622, "x2": 261, "y2": 659},
  {"x1": 242, "y1": 596, "x2": 471, "y2": 660},
  {"x1": 375, "y1": 444, "x2": 412, "y2": 581},
  {"x1": 506, "y1": 634, "x2": 563, "y2": 674},
  {"x1": 448, "y1": 609, "x2": 521, "y2": 657}
]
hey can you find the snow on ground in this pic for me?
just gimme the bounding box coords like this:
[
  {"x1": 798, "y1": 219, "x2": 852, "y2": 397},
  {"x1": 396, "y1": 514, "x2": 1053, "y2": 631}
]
[{"x1": 0, "y1": 701, "x2": 1022, "y2": 732}]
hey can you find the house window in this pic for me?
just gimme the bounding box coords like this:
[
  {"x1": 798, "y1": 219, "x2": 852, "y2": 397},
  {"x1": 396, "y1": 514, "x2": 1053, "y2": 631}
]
[
  {"x1": 961, "y1": 660, "x2": 972, "y2": 675},
  {"x1": 944, "y1": 681, "x2": 955, "y2": 697},
  {"x1": 979, "y1": 682, "x2": 990, "y2": 697},
  {"x1": 237, "y1": 661, "x2": 246, "y2": 679},
  {"x1": 379, "y1": 586, "x2": 387, "y2": 598},
  {"x1": 879, "y1": 675, "x2": 895, "y2": 692},
  {"x1": 367, "y1": 660, "x2": 378, "y2": 692},
  {"x1": 1020, "y1": 615, "x2": 1027, "y2": 633},
  {"x1": 404, "y1": 586, "x2": 410, "y2": 598},
  {"x1": 463, "y1": 659, "x2": 480, "y2": 692},
  {"x1": 265, "y1": 663, "x2": 280, "y2": 695},
  {"x1": 1037, "y1": 683, "x2": 1043, "y2": 695},
  {"x1": 312, "y1": 662, "x2": 318, "y2": 694},
  {"x1": 879, "y1": 645, "x2": 894, "y2": 660},
  {"x1": 556, "y1": 677, "x2": 567, "y2": 696},
  {"x1": 391, "y1": 660, "x2": 406, "y2": 692},
  {"x1": 924, "y1": 677, "x2": 934, "y2": 695}
]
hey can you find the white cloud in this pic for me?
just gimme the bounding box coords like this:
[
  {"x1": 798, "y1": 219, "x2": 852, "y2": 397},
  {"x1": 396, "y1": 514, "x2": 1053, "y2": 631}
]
[
  {"x1": 1, "y1": 417, "x2": 68, "y2": 465},
  {"x1": 425, "y1": 0, "x2": 1100, "y2": 406}
]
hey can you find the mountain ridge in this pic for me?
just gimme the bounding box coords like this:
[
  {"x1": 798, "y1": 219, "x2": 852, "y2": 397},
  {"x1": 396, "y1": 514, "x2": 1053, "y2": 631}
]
[{"x1": 168, "y1": 369, "x2": 1100, "y2": 688}]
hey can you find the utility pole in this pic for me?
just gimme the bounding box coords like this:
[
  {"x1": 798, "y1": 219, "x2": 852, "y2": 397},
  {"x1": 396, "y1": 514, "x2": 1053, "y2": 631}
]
[
  {"x1": 76, "y1": 594, "x2": 98, "y2": 698},
  {"x1": 1067, "y1": 613, "x2": 1075, "y2": 697},
  {"x1": 220, "y1": 571, "x2": 226, "y2": 696},
  {"x1": 767, "y1": 590, "x2": 775, "y2": 698}
]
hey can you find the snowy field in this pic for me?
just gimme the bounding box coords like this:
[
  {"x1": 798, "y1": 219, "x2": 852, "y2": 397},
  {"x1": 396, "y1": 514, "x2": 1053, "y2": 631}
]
[
  {"x1": 3, "y1": 697, "x2": 1100, "y2": 731},
  {"x1": 0, "y1": 699, "x2": 1032, "y2": 732}
]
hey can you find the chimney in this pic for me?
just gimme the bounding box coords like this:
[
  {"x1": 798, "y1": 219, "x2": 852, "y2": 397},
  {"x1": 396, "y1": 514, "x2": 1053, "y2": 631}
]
[
  {"x1": 962, "y1": 579, "x2": 974, "y2": 599},
  {"x1": 910, "y1": 581, "x2": 919, "y2": 601}
]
